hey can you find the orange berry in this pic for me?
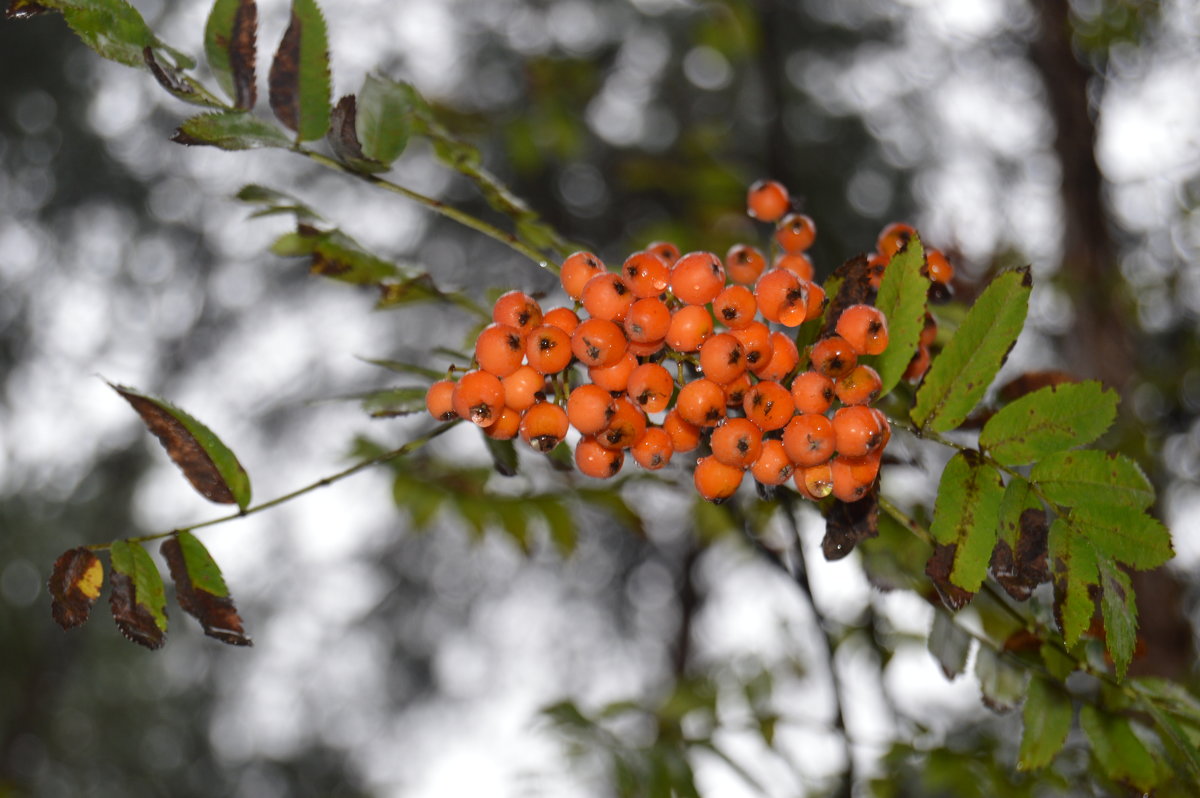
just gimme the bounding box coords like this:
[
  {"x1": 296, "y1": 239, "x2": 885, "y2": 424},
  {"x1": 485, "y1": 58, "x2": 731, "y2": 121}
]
[
  {"x1": 621, "y1": 251, "x2": 671, "y2": 298},
  {"x1": 567, "y1": 383, "x2": 617, "y2": 435},
  {"x1": 746, "y1": 179, "x2": 790, "y2": 223},
  {"x1": 665, "y1": 304, "x2": 713, "y2": 353},
  {"x1": 520, "y1": 401, "x2": 569, "y2": 452},
  {"x1": 589, "y1": 350, "x2": 638, "y2": 393},
  {"x1": 830, "y1": 452, "x2": 881, "y2": 502},
  {"x1": 750, "y1": 439, "x2": 794, "y2": 486},
  {"x1": 791, "y1": 370, "x2": 835, "y2": 415},
  {"x1": 699, "y1": 332, "x2": 747, "y2": 385},
  {"x1": 832, "y1": 405, "x2": 885, "y2": 457},
  {"x1": 753, "y1": 331, "x2": 799, "y2": 382},
  {"x1": 903, "y1": 344, "x2": 932, "y2": 382},
  {"x1": 725, "y1": 243, "x2": 767, "y2": 285},
  {"x1": 925, "y1": 248, "x2": 954, "y2": 284},
  {"x1": 492, "y1": 291, "x2": 543, "y2": 336},
  {"x1": 710, "y1": 417, "x2": 763, "y2": 469},
  {"x1": 560, "y1": 251, "x2": 606, "y2": 299},
  {"x1": 835, "y1": 304, "x2": 889, "y2": 356},
  {"x1": 743, "y1": 380, "x2": 794, "y2": 431},
  {"x1": 920, "y1": 312, "x2": 938, "y2": 347},
  {"x1": 543, "y1": 306, "x2": 580, "y2": 335},
  {"x1": 670, "y1": 251, "x2": 726, "y2": 306},
  {"x1": 631, "y1": 427, "x2": 674, "y2": 470},
  {"x1": 627, "y1": 337, "x2": 665, "y2": 357},
  {"x1": 877, "y1": 222, "x2": 915, "y2": 259},
  {"x1": 571, "y1": 318, "x2": 628, "y2": 367},
  {"x1": 835, "y1": 364, "x2": 883, "y2": 406},
  {"x1": 795, "y1": 462, "x2": 834, "y2": 501},
  {"x1": 663, "y1": 409, "x2": 702, "y2": 452},
  {"x1": 451, "y1": 370, "x2": 505, "y2": 427},
  {"x1": 694, "y1": 455, "x2": 745, "y2": 503},
  {"x1": 426, "y1": 379, "x2": 458, "y2": 421},
  {"x1": 713, "y1": 284, "x2": 757, "y2": 330},
  {"x1": 723, "y1": 372, "x2": 753, "y2": 407},
  {"x1": 809, "y1": 335, "x2": 858, "y2": 378},
  {"x1": 730, "y1": 321, "x2": 773, "y2": 371},
  {"x1": 525, "y1": 324, "x2": 573, "y2": 374},
  {"x1": 502, "y1": 365, "x2": 545, "y2": 411},
  {"x1": 775, "y1": 212, "x2": 816, "y2": 253},
  {"x1": 676, "y1": 378, "x2": 727, "y2": 427},
  {"x1": 627, "y1": 362, "x2": 674, "y2": 414},
  {"x1": 802, "y1": 279, "x2": 826, "y2": 321},
  {"x1": 483, "y1": 405, "x2": 521, "y2": 440},
  {"x1": 755, "y1": 268, "x2": 808, "y2": 326},
  {"x1": 624, "y1": 297, "x2": 673, "y2": 343},
  {"x1": 597, "y1": 397, "x2": 647, "y2": 450},
  {"x1": 475, "y1": 323, "x2": 526, "y2": 377},
  {"x1": 582, "y1": 272, "x2": 635, "y2": 322},
  {"x1": 775, "y1": 252, "x2": 815, "y2": 281},
  {"x1": 646, "y1": 241, "x2": 681, "y2": 266},
  {"x1": 867, "y1": 252, "x2": 888, "y2": 290},
  {"x1": 870, "y1": 407, "x2": 892, "y2": 449},
  {"x1": 783, "y1": 413, "x2": 836, "y2": 467},
  {"x1": 575, "y1": 436, "x2": 623, "y2": 478}
]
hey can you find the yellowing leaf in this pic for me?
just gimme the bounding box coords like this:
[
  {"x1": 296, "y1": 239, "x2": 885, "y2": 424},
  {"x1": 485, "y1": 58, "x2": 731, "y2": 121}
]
[{"x1": 49, "y1": 547, "x2": 104, "y2": 629}]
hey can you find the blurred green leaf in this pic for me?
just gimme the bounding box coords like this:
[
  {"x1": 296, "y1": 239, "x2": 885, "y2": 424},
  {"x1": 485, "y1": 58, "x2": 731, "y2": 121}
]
[
  {"x1": 1080, "y1": 704, "x2": 1160, "y2": 792},
  {"x1": 1018, "y1": 677, "x2": 1072, "y2": 770},
  {"x1": 974, "y1": 646, "x2": 1029, "y2": 712},
  {"x1": 1098, "y1": 558, "x2": 1136, "y2": 679},
  {"x1": 928, "y1": 611, "x2": 972, "y2": 679}
]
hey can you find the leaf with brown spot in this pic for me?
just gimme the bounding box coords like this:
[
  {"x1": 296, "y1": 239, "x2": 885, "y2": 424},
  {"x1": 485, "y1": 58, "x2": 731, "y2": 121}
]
[
  {"x1": 822, "y1": 491, "x2": 878, "y2": 561},
  {"x1": 142, "y1": 47, "x2": 224, "y2": 108},
  {"x1": 926, "y1": 543, "x2": 975, "y2": 611},
  {"x1": 991, "y1": 508, "x2": 1050, "y2": 601},
  {"x1": 110, "y1": 383, "x2": 252, "y2": 509},
  {"x1": 820, "y1": 254, "x2": 875, "y2": 337},
  {"x1": 108, "y1": 540, "x2": 167, "y2": 650},
  {"x1": 205, "y1": 0, "x2": 258, "y2": 110},
  {"x1": 161, "y1": 532, "x2": 251, "y2": 646},
  {"x1": 49, "y1": 547, "x2": 104, "y2": 629},
  {"x1": 268, "y1": 0, "x2": 331, "y2": 141},
  {"x1": 326, "y1": 94, "x2": 388, "y2": 173}
]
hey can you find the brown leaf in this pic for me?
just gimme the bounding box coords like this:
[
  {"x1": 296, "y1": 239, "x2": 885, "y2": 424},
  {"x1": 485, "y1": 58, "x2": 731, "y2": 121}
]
[
  {"x1": 229, "y1": 0, "x2": 258, "y2": 109},
  {"x1": 822, "y1": 491, "x2": 878, "y2": 560},
  {"x1": 926, "y1": 543, "x2": 975, "y2": 611},
  {"x1": 328, "y1": 94, "x2": 366, "y2": 162},
  {"x1": 998, "y1": 370, "x2": 1079, "y2": 403},
  {"x1": 109, "y1": 571, "x2": 166, "y2": 649},
  {"x1": 822, "y1": 254, "x2": 875, "y2": 337},
  {"x1": 112, "y1": 386, "x2": 237, "y2": 504},
  {"x1": 142, "y1": 47, "x2": 200, "y2": 100},
  {"x1": 4, "y1": 0, "x2": 49, "y2": 19},
  {"x1": 991, "y1": 508, "x2": 1050, "y2": 601},
  {"x1": 268, "y1": 10, "x2": 302, "y2": 132},
  {"x1": 48, "y1": 547, "x2": 103, "y2": 630},
  {"x1": 160, "y1": 537, "x2": 252, "y2": 646}
]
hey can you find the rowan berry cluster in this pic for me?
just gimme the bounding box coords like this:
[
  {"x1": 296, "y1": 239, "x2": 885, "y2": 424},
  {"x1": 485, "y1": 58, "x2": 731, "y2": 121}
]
[{"x1": 426, "y1": 178, "x2": 898, "y2": 504}]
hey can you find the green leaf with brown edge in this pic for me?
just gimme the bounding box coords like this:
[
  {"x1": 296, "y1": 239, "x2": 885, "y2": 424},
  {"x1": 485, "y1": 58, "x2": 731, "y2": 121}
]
[
  {"x1": 861, "y1": 235, "x2": 929, "y2": 397},
  {"x1": 172, "y1": 110, "x2": 291, "y2": 150},
  {"x1": 108, "y1": 540, "x2": 167, "y2": 649},
  {"x1": 929, "y1": 450, "x2": 1005, "y2": 592},
  {"x1": 32, "y1": 0, "x2": 154, "y2": 68},
  {"x1": 1064, "y1": 505, "x2": 1173, "y2": 571},
  {"x1": 1018, "y1": 677, "x2": 1072, "y2": 770},
  {"x1": 204, "y1": 0, "x2": 257, "y2": 110},
  {"x1": 1031, "y1": 450, "x2": 1155, "y2": 511},
  {"x1": 142, "y1": 47, "x2": 226, "y2": 108},
  {"x1": 268, "y1": 0, "x2": 331, "y2": 142},
  {"x1": 356, "y1": 74, "x2": 414, "y2": 165},
  {"x1": 161, "y1": 531, "x2": 251, "y2": 646},
  {"x1": 974, "y1": 644, "x2": 1029, "y2": 712},
  {"x1": 325, "y1": 95, "x2": 388, "y2": 173},
  {"x1": 912, "y1": 266, "x2": 1031, "y2": 432},
  {"x1": 925, "y1": 542, "x2": 975, "y2": 611},
  {"x1": 928, "y1": 611, "x2": 972, "y2": 680},
  {"x1": 1080, "y1": 704, "x2": 1161, "y2": 792},
  {"x1": 991, "y1": 477, "x2": 1049, "y2": 601},
  {"x1": 1098, "y1": 558, "x2": 1136, "y2": 679},
  {"x1": 110, "y1": 382, "x2": 252, "y2": 509},
  {"x1": 49, "y1": 547, "x2": 104, "y2": 629},
  {"x1": 1048, "y1": 517, "x2": 1098, "y2": 646},
  {"x1": 980, "y1": 380, "x2": 1118, "y2": 466}
]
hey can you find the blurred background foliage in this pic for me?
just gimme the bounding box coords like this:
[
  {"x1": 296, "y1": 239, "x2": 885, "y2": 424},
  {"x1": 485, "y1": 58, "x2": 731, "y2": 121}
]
[{"x1": 1, "y1": 0, "x2": 1198, "y2": 796}]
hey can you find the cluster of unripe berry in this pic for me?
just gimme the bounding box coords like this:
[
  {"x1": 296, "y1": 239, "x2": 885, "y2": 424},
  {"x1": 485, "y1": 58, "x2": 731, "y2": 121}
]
[{"x1": 425, "y1": 179, "x2": 900, "y2": 503}]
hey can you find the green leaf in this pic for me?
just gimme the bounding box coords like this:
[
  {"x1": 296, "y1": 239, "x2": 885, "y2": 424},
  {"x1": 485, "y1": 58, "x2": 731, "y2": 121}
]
[
  {"x1": 862, "y1": 235, "x2": 929, "y2": 397},
  {"x1": 577, "y1": 488, "x2": 645, "y2": 537},
  {"x1": 974, "y1": 645, "x2": 1029, "y2": 712},
  {"x1": 1065, "y1": 505, "x2": 1173, "y2": 570},
  {"x1": 357, "y1": 74, "x2": 413, "y2": 165},
  {"x1": 980, "y1": 380, "x2": 1118, "y2": 466},
  {"x1": 38, "y1": 0, "x2": 155, "y2": 68},
  {"x1": 204, "y1": 0, "x2": 257, "y2": 109},
  {"x1": 483, "y1": 436, "x2": 518, "y2": 477},
  {"x1": 172, "y1": 111, "x2": 291, "y2": 150},
  {"x1": 108, "y1": 540, "x2": 168, "y2": 649},
  {"x1": 928, "y1": 611, "x2": 972, "y2": 679},
  {"x1": 1080, "y1": 704, "x2": 1160, "y2": 792},
  {"x1": 929, "y1": 450, "x2": 1006, "y2": 592},
  {"x1": 110, "y1": 383, "x2": 252, "y2": 509},
  {"x1": 1019, "y1": 677, "x2": 1072, "y2": 770},
  {"x1": 1031, "y1": 450, "x2": 1155, "y2": 511},
  {"x1": 358, "y1": 386, "x2": 428, "y2": 418},
  {"x1": 912, "y1": 267, "x2": 1031, "y2": 432},
  {"x1": 1048, "y1": 518, "x2": 1098, "y2": 646},
  {"x1": 268, "y1": 0, "x2": 331, "y2": 141},
  {"x1": 997, "y1": 476, "x2": 1040, "y2": 549},
  {"x1": 160, "y1": 531, "x2": 251, "y2": 646},
  {"x1": 535, "y1": 498, "x2": 576, "y2": 557},
  {"x1": 1098, "y1": 559, "x2": 1136, "y2": 679}
]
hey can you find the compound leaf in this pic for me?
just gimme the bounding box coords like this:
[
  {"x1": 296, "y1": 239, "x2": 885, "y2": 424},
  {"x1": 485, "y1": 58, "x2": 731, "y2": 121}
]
[
  {"x1": 1031, "y1": 450, "x2": 1154, "y2": 511},
  {"x1": 109, "y1": 540, "x2": 167, "y2": 649},
  {"x1": 980, "y1": 380, "x2": 1118, "y2": 466},
  {"x1": 1019, "y1": 677, "x2": 1072, "y2": 770},
  {"x1": 912, "y1": 267, "x2": 1031, "y2": 432},
  {"x1": 862, "y1": 235, "x2": 928, "y2": 397},
  {"x1": 204, "y1": 0, "x2": 257, "y2": 110},
  {"x1": 110, "y1": 382, "x2": 252, "y2": 509},
  {"x1": 268, "y1": 0, "x2": 330, "y2": 141},
  {"x1": 172, "y1": 110, "x2": 290, "y2": 150},
  {"x1": 49, "y1": 547, "x2": 104, "y2": 629},
  {"x1": 929, "y1": 450, "x2": 1005, "y2": 592},
  {"x1": 161, "y1": 531, "x2": 251, "y2": 646}
]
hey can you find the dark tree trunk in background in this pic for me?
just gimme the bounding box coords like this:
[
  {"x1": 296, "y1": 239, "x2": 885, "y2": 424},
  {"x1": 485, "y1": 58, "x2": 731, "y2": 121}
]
[{"x1": 1031, "y1": 0, "x2": 1193, "y2": 679}]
